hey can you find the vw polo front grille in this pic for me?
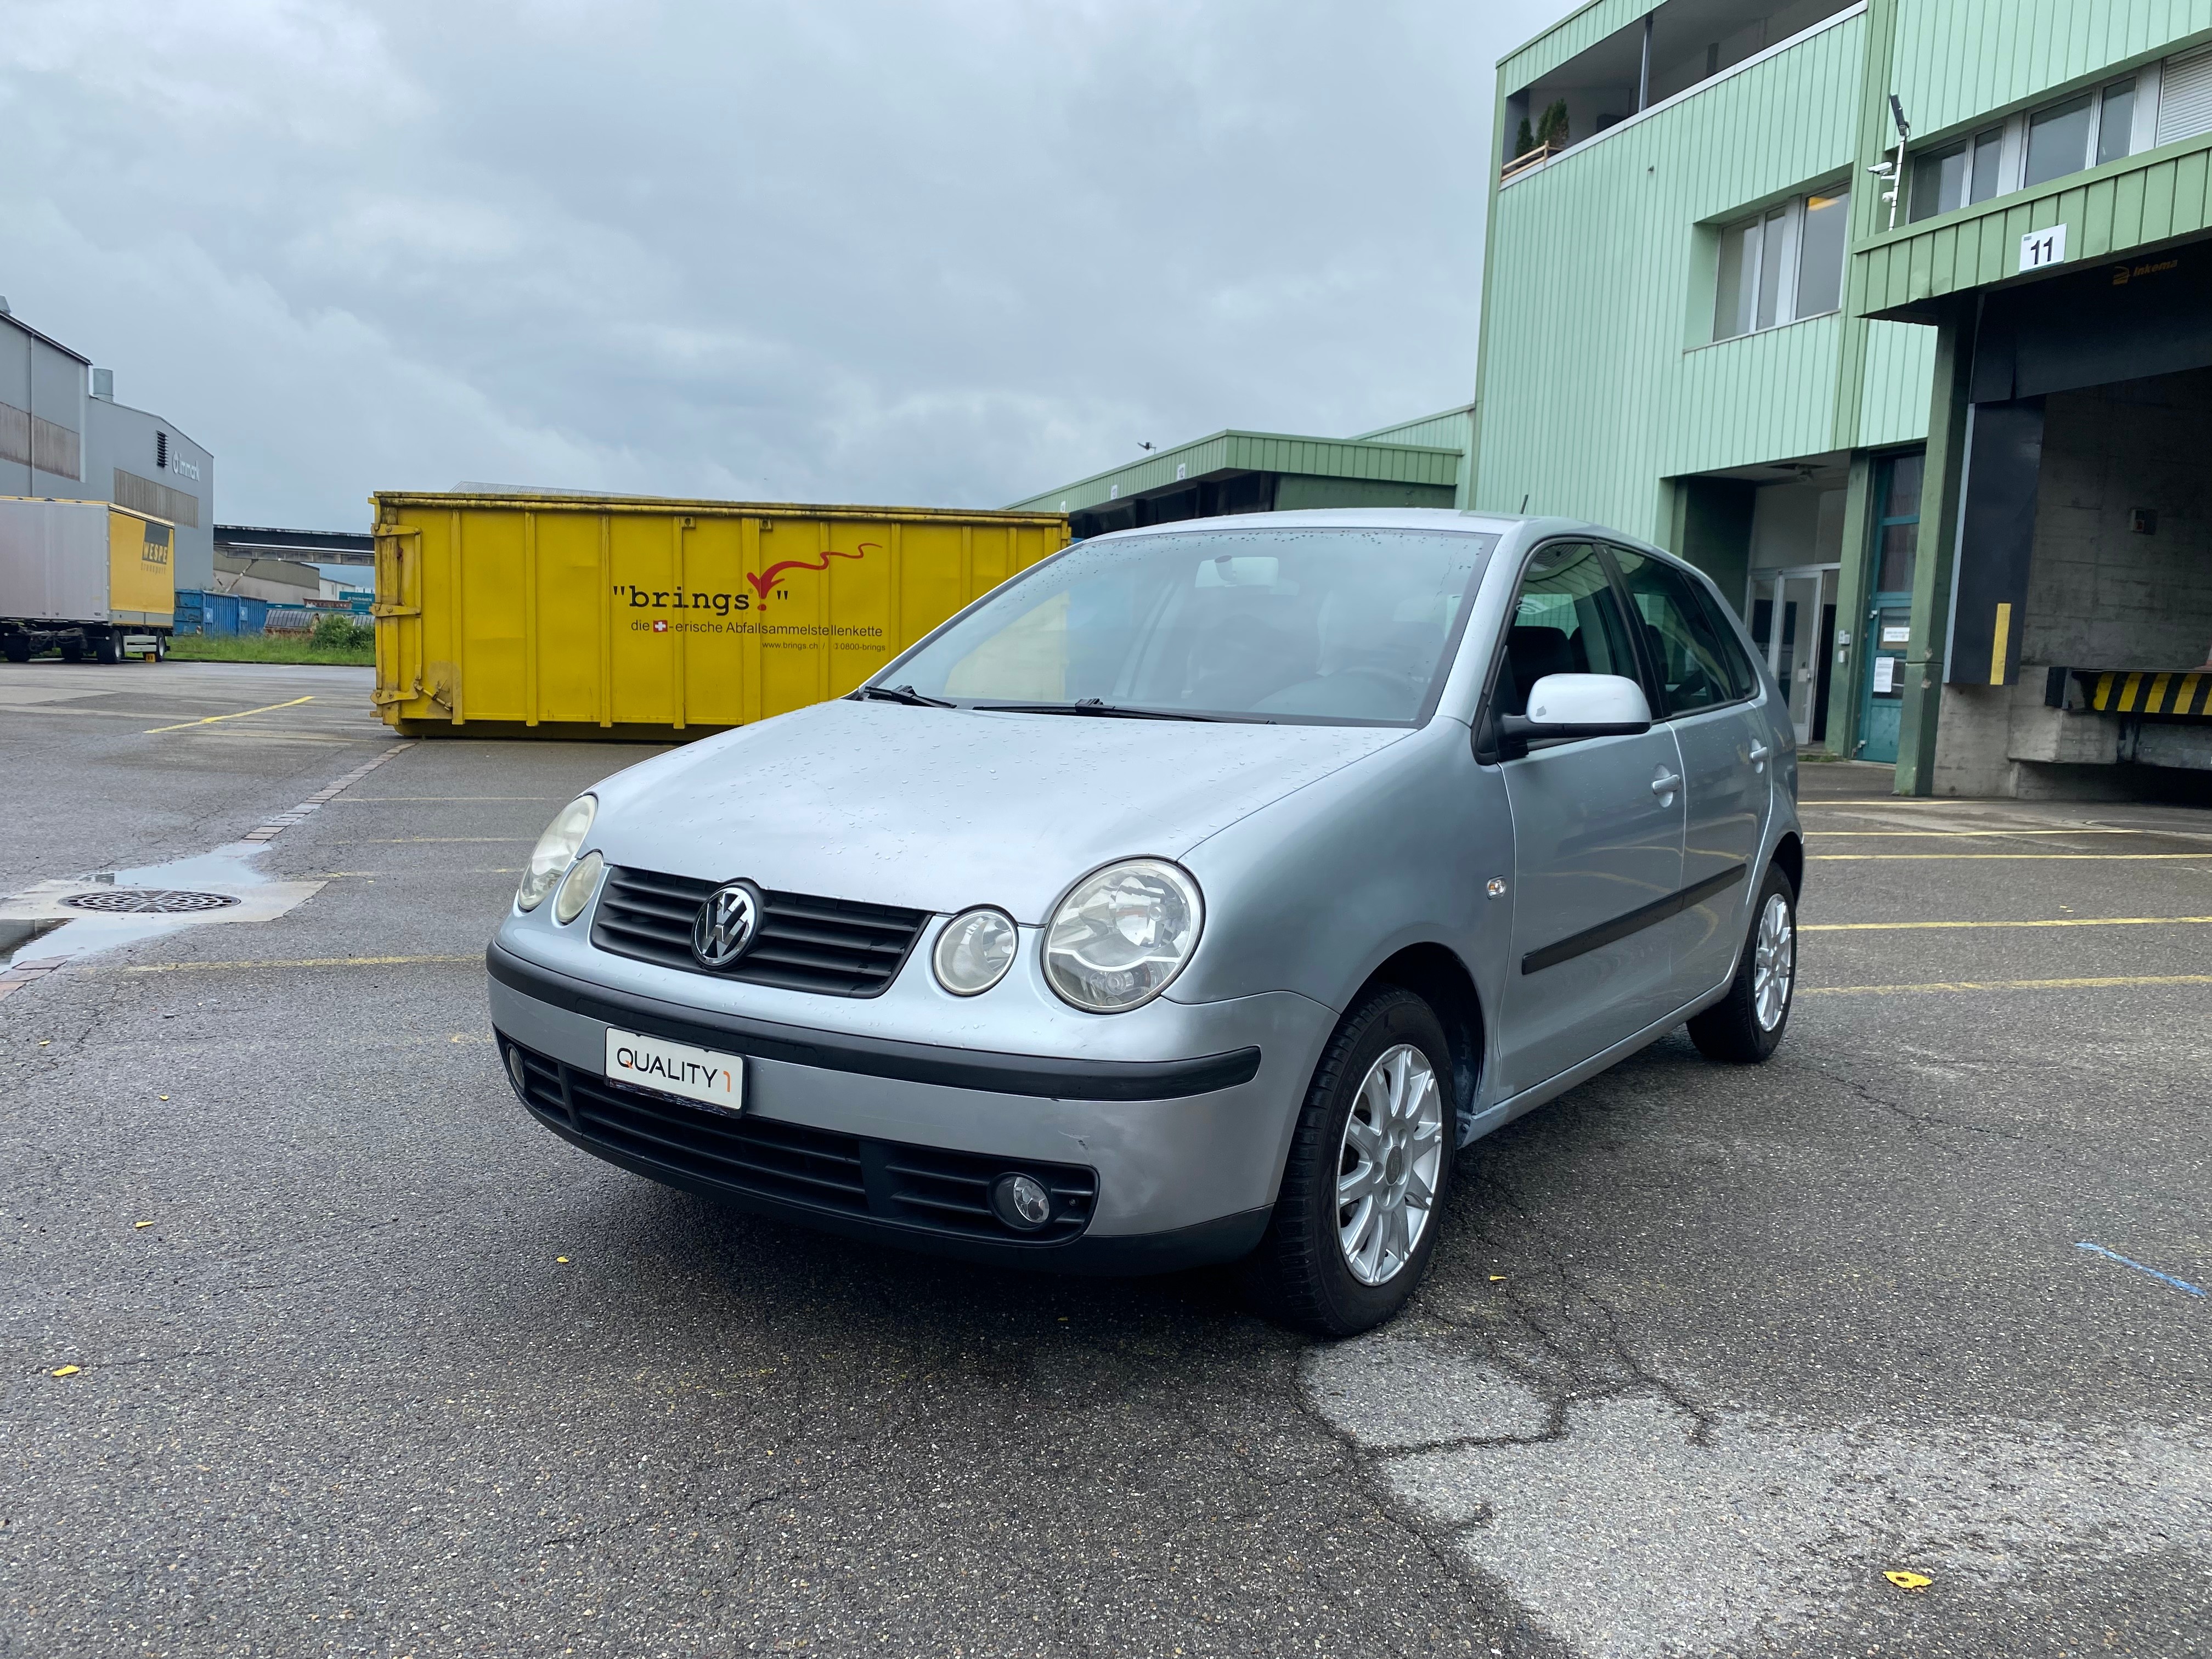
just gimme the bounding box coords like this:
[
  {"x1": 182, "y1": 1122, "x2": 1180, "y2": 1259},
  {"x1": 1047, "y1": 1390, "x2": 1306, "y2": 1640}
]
[
  {"x1": 503, "y1": 1040, "x2": 1097, "y2": 1246},
  {"x1": 590, "y1": 865, "x2": 928, "y2": 998}
]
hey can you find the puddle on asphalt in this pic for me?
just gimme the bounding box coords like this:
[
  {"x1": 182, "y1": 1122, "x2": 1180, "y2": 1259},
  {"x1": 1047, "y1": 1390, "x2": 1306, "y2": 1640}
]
[{"x1": 2, "y1": 839, "x2": 320, "y2": 968}]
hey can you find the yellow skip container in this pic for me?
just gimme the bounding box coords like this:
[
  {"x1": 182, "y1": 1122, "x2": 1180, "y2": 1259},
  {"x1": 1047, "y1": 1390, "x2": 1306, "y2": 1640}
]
[{"x1": 369, "y1": 492, "x2": 1068, "y2": 737}]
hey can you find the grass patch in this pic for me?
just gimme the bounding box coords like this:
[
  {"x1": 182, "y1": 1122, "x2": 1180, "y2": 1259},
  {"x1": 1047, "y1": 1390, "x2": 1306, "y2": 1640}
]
[{"x1": 168, "y1": 634, "x2": 375, "y2": 667}]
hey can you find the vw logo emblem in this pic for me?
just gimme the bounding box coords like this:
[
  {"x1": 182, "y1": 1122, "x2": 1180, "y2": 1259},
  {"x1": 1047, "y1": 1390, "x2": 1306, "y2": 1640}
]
[{"x1": 692, "y1": 881, "x2": 762, "y2": 969}]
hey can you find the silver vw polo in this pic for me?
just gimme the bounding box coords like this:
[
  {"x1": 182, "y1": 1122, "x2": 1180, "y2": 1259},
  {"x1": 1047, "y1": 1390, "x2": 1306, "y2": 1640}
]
[{"x1": 488, "y1": 510, "x2": 1802, "y2": 1335}]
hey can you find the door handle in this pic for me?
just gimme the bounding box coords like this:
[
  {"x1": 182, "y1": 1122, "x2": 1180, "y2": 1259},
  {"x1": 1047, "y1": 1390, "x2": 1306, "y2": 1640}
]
[
  {"x1": 1651, "y1": 771, "x2": 1683, "y2": 797},
  {"x1": 1748, "y1": 741, "x2": 1769, "y2": 772}
]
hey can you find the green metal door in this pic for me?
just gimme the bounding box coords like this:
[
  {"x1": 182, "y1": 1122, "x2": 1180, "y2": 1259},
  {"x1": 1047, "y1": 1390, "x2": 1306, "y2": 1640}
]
[{"x1": 1855, "y1": 453, "x2": 1923, "y2": 765}]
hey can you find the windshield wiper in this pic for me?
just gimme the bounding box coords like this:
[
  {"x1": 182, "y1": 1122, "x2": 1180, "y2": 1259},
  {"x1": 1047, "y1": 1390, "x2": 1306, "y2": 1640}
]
[
  {"x1": 851, "y1": 684, "x2": 953, "y2": 708},
  {"x1": 978, "y1": 698, "x2": 1237, "y2": 723}
]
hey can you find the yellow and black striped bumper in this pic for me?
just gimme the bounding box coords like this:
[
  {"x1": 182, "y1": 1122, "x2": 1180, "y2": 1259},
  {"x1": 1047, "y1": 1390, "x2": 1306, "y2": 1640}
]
[{"x1": 2049, "y1": 668, "x2": 2212, "y2": 719}]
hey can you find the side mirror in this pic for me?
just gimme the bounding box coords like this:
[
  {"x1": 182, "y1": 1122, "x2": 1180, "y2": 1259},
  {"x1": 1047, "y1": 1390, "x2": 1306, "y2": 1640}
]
[{"x1": 1497, "y1": 673, "x2": 1652, "y2": 752}]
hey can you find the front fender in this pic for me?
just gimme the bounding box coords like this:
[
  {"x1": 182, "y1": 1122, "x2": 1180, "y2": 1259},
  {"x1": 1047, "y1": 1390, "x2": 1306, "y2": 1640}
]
[{"x1": 1169, "y1": 719, "x2": 1513, "y2": 1018}]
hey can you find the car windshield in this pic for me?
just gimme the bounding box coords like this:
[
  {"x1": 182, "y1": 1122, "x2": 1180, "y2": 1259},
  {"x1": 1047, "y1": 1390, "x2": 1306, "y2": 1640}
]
[{"x1": 875, "y1": 528, "x2": 1498, "y2": 725}]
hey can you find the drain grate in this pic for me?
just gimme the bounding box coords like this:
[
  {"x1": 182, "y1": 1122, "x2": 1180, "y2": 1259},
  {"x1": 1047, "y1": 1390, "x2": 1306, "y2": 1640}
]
[{"x1": 60, "y1": 889, "x2": 243, "y2": 915}]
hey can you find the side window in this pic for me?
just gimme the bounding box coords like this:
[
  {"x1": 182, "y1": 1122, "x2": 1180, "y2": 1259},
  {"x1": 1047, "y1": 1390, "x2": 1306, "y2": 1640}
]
[
  {"x1": 1609, "y1": 550, "x2": 1743, "y2": 716},
  {"x1": 1691, "y1": 583, "x2": 1761, "y2": 701},
  {"x1": 1493, "y1": 542, "x2": 1638, "y2": 718}
]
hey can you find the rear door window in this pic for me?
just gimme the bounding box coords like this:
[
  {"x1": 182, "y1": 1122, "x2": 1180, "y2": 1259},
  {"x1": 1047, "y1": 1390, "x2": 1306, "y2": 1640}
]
[{"x1": 1608, "y1": 549, "x2": 1746, "y2": 716}]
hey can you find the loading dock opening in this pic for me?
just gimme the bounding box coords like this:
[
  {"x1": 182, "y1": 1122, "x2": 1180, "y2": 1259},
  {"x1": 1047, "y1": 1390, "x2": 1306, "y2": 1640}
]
[{"x1": 1885, "y1": 249, "x2": 2212, "y2": 797}]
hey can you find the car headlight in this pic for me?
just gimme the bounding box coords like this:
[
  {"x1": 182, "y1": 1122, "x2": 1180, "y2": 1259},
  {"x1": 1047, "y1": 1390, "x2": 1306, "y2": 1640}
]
[
  {"x1": 934, "y1": 906, "x2": 1018, "y2": 996},
  {"x1": 516, "y1": 795, "x2": 596, "y2": 912},
  {"x1": 552, "y1": 850, "x2": 605, "y2": 926},
  {"x1": 1042, "y1": 859, "x2": 1203, "y2": 1013}
]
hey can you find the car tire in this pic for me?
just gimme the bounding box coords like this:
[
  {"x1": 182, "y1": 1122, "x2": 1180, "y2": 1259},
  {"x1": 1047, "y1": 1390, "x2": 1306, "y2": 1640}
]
[
  {"x1": 1, "y1": 637, "x2": 30, "y2": 663},
  {"x1": 93, "y1": 630, "x2": 122, "y2": 665},
  {"x1": 1688, "y1": 862, "x2": 1797, "y2": 1064},
  {"x1": 58, "y1": 642, "x2": 85, "y2": 663},
  {"x1": 1245, "y1": 986, "x2": 1455, "y2": 1339}
]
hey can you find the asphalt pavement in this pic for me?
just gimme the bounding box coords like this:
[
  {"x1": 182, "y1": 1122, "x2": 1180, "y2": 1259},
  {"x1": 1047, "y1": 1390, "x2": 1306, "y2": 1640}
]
[{"x1": 2, "y1": 661, "x2": 2208, "y2": 1658}]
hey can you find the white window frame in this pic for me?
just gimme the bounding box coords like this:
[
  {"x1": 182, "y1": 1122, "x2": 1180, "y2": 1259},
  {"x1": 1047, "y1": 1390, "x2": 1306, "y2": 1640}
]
[
  {"x1": 1710, "y1": 187, "x2": 1848, "y2": 343},
  {"x1": 1909, "y1": 61, "x2": 2167, "y2": 226}
]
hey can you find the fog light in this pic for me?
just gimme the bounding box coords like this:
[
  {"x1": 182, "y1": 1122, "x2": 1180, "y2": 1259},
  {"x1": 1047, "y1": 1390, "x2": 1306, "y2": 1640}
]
[
  {"x1": 990, "y1": 1172, "x2": 1052, "y2": 1232},
  {"x1": 504, "y1": 1045, "x2": 529, "y2": 1100}
]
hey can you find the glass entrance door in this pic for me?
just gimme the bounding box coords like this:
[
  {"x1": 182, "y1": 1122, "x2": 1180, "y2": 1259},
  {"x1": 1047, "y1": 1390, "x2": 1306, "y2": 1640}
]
[{"x1": 1748, "y1": 567, "x2": 1836, "y2": 746}]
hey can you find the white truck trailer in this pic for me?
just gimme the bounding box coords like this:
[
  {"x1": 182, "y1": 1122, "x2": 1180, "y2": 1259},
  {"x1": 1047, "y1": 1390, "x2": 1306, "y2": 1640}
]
[{"x1": 0, "y1": 497, "x2": 176, "y2": 663}]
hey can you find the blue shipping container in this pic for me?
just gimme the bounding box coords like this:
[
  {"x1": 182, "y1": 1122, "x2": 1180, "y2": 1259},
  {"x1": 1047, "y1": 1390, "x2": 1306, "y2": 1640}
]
[{"x1": 173, "y1": 590, "x2": 205, "y2": 636}]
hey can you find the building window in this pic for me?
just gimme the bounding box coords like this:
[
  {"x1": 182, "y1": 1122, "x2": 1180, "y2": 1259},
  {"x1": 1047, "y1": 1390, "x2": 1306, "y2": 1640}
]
[
  {"x1": 1872, "y1": 452, "x2": 1922, "y2": 594},
  {"x1": 1795, "y1": 189, "x2": 1849, "y2": 316},
  {"x1": 1904, "y1": 71, "x2": 2155, "y2": 229},
  {"x1": 1712, "y1": 186, "x2": 1849, "y2": 342},
  {"x1": 2097, "y1": 78, "x2": 2138, "y2": 163},
  {"x1": 2022, "y1": 78, "x2": 2137, "y2": 190},
  {"x1": 1908, "y1": 127, "x2": 2002, "y2": 221},
  {"x1": 2023, "y1": 93, "x2": 2096, "y2": 188}
]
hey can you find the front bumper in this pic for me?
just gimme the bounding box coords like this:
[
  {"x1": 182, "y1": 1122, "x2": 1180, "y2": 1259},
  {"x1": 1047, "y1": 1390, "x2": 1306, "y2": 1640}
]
[{"x1": 487, "y1": 943, "x2": 1330, "y2": 1274}]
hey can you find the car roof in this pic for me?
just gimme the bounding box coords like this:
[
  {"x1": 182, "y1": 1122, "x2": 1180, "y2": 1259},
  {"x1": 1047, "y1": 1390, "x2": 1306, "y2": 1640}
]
[{"x1": 1081, "y1": 507, "x2": 1683, "y2": 567}]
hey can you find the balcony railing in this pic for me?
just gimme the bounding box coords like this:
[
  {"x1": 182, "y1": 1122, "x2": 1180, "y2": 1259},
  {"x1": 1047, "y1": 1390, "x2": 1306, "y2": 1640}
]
[{"x1": 1500, "y1": 142, "x2": 1560, "y2": 183}]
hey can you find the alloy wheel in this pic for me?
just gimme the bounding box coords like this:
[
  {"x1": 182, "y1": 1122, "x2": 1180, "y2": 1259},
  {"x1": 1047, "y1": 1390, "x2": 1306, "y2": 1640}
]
[
  {"x1": 1335, "y1": 1042, "x2": 1444, "y2": 1286},
  {"x1": 1752, "y1": 891, "x2": 1794, "y2": 1031}
]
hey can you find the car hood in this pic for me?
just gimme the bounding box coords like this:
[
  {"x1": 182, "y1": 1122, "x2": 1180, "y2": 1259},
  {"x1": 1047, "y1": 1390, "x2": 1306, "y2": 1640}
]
[{"x1": 590, "y1": 698, "x2": 1409, "y2": 922}]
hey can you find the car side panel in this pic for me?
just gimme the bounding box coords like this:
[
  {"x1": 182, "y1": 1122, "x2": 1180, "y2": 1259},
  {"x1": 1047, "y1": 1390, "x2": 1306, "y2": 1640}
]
[{"x1": 1170, "y1": 716, "x2": 1514, "y2": 1029}]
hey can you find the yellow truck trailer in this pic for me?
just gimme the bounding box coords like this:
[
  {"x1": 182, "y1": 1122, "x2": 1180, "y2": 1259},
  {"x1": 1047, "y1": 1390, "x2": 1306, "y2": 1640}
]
[
  {"x1": 0, "y1": 497, "x2": 177, "y2": 663},
  {"x1": 370, "y1": 492, "x2": 1069, "y2": 737}
]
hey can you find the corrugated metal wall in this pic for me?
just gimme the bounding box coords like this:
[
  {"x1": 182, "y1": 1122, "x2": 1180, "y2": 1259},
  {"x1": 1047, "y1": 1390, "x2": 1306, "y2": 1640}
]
[
  {"x1": 1351, "y1": 407, "x2": 1476, "y2": 505},
  {"x1": 1892, "y1": 0, "x2": 2212, "y2": 138},
  {"x1": 1857, "y1": 321, "x2": 1939, "y2": 447},
  {"x1": 1500, "y1": 0, "x2": 1656, "y2": 92},
  {"x1": 1858, "y1": 127, "x2": 2212, "y2": 310},
  {"x1": 1008, "y1": 431, "x2": 1462, "y2": 516},
  {"x1": 1476, "y1": 10, "x2": 1893, "y2": 534}
]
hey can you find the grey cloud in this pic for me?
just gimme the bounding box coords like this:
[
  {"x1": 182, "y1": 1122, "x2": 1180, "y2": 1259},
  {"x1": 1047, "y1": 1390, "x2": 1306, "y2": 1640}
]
[{"x1": 2, "y1": 0, "x2": 1566, "y2": 527}]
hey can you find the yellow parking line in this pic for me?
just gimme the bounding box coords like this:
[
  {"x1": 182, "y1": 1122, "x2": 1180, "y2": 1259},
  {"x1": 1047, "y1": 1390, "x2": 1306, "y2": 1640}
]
[
  {"x1": 1803, "y1": 974, "x2": 2212, "y2": 997},
  {"x1": 1803, "y1": 915, "x2": 2212, "y2": 932},
  {"x1": 119, "y1": 954, "x2": 478, "y2": 974},
  {"x1": 143, "y1": 695, "x2": 314, "y2": 733},
  {"x1": 1804, "y1": 828, "x2": 2162, "y2": 837},
  {"x1": 1810, "y1": 853, "x2": 2203, "y2": 861}
]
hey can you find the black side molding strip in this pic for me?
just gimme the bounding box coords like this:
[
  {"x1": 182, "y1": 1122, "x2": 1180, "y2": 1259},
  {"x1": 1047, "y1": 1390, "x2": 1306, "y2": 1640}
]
[
  {"x1": 486, "y1": 943, "x2": 1262, "y2": 1102},
  {"x1": 1521, "y1": 862, "x2": 1750, "y2": 976}
]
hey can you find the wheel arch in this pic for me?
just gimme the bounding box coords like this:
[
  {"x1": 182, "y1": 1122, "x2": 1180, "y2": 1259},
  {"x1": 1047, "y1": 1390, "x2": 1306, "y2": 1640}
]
[
  {"x1": 1771, "y1": 831, "x2": 1803, "y2": 901},
  {"x1": 1355, "y1": 942, "x2": 1485, "y2": 1146}
]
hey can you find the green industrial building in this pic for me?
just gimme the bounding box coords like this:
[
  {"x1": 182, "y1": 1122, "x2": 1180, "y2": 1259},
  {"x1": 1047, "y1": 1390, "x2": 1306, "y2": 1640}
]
[
  {"x1": 1014, "y1": 0, "x2": 2212, "y2": 795},
  {"x1": 1005, "y1": 409, "x2": 1475, "y2": 540}
]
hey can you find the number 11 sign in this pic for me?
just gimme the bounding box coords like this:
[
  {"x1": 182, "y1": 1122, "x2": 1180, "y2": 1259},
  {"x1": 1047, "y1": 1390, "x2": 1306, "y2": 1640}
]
[{"x1": 2019, "y1": 223, "x2": 2068, "y2": 273}]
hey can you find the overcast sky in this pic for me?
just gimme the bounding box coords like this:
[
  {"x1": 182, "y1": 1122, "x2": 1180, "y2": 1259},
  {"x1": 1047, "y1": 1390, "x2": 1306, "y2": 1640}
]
[{"x1": 3, "y1": 0, "x2": 1567, "y2": 529}]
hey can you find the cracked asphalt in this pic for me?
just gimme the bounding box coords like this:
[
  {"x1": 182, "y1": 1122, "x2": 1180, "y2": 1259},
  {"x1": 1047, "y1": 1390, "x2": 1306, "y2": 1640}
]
[{"x1": 3, "y1": 661, "x2": 2210, "y2": 1657}]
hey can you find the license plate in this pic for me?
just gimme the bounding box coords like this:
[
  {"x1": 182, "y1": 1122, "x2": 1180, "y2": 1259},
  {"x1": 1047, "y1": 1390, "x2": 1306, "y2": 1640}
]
[{"x1": 603, "y1": 1027, "x2": 744, "y2": 1115}]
